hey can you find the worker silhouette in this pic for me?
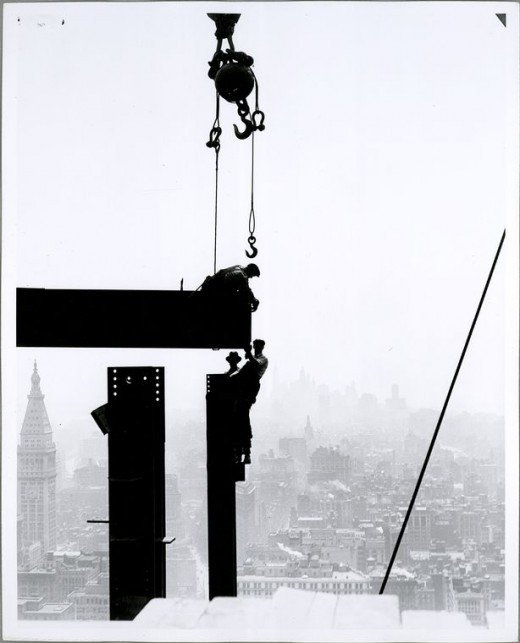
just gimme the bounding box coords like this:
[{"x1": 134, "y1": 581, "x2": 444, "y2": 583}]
[
  {"x1": 200, "y1": 263, "x2": 260, "y2": 312},
  {"x1": 230, "y1": 339, "x2": 268, "y2": 464},
  {"x1": 224, "y1": 351, "x2": 242, "y2": 375}
]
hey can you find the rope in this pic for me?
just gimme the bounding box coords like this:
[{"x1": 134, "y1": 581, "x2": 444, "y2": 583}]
[
  {"x1": 379, "y1": 229, "x2": 506, "y2": 595},
  {"x1": 213, "y1": 146, "x2": 219, "y2": 275},
  {"x1": 245, "y1": 74, "x2": 260, "y2": 258},
  {"x1": 212, "y1": 92, "x2": 220, "y2": 275},
  {"x1": 249, "y1": 131, "x2": 255, "y2": 238}
]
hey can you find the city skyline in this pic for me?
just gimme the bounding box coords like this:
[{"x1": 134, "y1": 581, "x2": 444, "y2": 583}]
[
  {"x1": 16, "y1": 350, "x2": 507, "y2": 435},
  {"x1": 15, "y1": 359, "x2": 506, "y2": 627}
]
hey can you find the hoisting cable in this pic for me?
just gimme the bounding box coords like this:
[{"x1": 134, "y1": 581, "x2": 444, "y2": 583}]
[
  {"x1": 246, "y1": 131, "x2": 257, "y2": 258},
  {"x1": 379, "y1": 229, "x2": 506, "y2": 595},
  {"x1": 245, "y1": 74, "x2": 263, "y2": 259},
  {"x1": 207, "y1": 91, "x2": 222, "y2": 274},
  {"x1": 213, "y1": 134, "x2": 220, "y2": 275}
]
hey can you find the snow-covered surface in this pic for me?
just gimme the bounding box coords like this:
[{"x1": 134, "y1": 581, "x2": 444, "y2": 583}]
[
  {"x1": 276, "y1": 542, "x2": 306, "y2": 559},
  {"x1": 401, "y1": 610, "x2": 471, "y2": 629},
  {"x1": 486, "y1": 612, "x2": 505, "y2": 629},
  {"x1": 136, "y1": 588, "x2": 404, "y2": 629},
  {"x1": 133, "y1": 597, "x2": 209, "y2": 628},
  {"x1": 370, "y1": 566, "x2": 415, "y2": 579},
  {"x1": 129, "y1": 588, "x2": 514, "y2": 640},
  {"x1": 331, "y1": 570, "x2": 367, "y2": 582}
]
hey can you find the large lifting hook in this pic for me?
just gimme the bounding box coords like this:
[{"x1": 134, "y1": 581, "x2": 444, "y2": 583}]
[
  {"x1": 207, "y1": 14, "x2": 266, "y2": 142},
  {"x1": 234, "y1": 105, "x2": 266, "y2": 140},
  {"x1": 245, "y1": 235, "x2": 258, "y2": 258}
]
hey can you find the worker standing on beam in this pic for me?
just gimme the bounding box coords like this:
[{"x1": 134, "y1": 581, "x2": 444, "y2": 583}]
[
  {"x1": 200, "y1": 263, "x2": 260, "y2": 311},
  {"x1": 231, "y1": 339, "x2": 268, "y2": 464}
]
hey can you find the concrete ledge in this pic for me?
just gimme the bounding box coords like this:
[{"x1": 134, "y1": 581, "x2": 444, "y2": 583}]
[
  {"x1": 135, "y1": 589, "x2": 404, "y2": 630},
  {"x1": 134, "y1": 597, "x2": 210, "y2": 628}
]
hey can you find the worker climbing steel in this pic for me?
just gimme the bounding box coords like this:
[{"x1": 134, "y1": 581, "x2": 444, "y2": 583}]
[{"x1": 228, "y1": 339, "x2": 269, "y2": 465}]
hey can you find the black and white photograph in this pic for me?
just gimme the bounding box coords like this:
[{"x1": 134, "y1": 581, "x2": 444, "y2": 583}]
[{"x1": 2, "y1": 2, "x2": 519, "y2": 641}]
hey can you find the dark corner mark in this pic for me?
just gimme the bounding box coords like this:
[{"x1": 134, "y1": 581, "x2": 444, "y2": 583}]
[{"x1": 496, "y1": 13, "x2": 507, "y2": 28}]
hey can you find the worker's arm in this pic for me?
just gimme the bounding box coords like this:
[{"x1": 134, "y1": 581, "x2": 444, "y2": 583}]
[{"x1": 244, "y1": 347, "x2": 261, "y2": 366}]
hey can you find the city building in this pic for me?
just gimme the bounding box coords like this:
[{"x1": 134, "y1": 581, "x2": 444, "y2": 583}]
[
  {"x1": 385, "y1": 508, "x2": 432, "y2": 562},
  {"x1": 279, "y1": 437, "x2": 307, "y2": 464},
  {"x1": 18, "y1": 362, "x2": 57, "y2": 561},
  {"x1": 304, "y1": 416, "x2": 314, "y2": 443},
  {"x1": 454, "y1": 591, "x2": 486, "y2": 625},
  {"x1": 166, "y1": 544, "x2": 198, "y2": 597},
  {"x1": 308, "y1": 447, "x2": 350, "y2": 485},
  {"x1": 68, "y1": 572, "x2": 109, "y2": 620},
  {"x1": 166, "y1": 474, "x2": 185, "y2": 541},
  {"x1": 18, "y1": 551, "x2": 100, "y2": 604},
  {"x1": 18, "y1": 597, "x2": 74, "y2": 620},
  {"x1": 238, "y1": 557, "x2": 370, "y2": 598},
  {"x1": 236, "y1": 481, "x2": 257, "y2": 564},
  {"x1": 456, "y1": 511, "x2": 483, "y2": 547}
]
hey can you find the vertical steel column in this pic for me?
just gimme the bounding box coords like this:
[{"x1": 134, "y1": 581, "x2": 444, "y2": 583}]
[
  {"x1": 104, "y1": 366, "x2": 166, "y2": 620},
  {"x1": 206, "y1": 374, "x2": 239, "y2": 599}
]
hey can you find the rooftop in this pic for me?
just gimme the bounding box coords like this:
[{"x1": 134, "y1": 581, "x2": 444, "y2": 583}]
[{"x1": 23, "y1": 602, "x2": 72, "y2": 614}]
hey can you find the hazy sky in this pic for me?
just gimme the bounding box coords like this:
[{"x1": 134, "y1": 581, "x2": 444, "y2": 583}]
[{"x1": 4, "y1": 1, "x2": 518, "y2": 432}]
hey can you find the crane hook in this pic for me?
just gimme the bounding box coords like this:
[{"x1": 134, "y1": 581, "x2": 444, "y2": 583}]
[
  {"x1": 234, "y1": 118, "x2": 254, "y2": 140},
  {"x1": 245, "y1": 234, "x2": 258, "y2": 258}
]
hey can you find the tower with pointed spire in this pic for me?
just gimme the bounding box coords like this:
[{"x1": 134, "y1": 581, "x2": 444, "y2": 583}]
[
  {"x1": 17, "y1": 361, "x2": 57, "y2": 559},
  {"x1": 304, "y1": 415, "x2": 314, "y2": 443}
]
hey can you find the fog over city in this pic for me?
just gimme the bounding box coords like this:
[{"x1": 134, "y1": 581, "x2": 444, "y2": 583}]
[{"x1": 16, "y1": 350, "x2": 504, "y2": 465}]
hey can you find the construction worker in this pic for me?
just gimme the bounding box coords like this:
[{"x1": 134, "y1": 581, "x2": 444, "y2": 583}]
[
  {"x1": 231, "y1": 339, "x2": 268, "y2": 464},
  {"x1": 224, "y1": 351, "x2": 242, "y2": 376},
  {"x1": 199, "y1": 263, "x2": 260, "y2": 311}
]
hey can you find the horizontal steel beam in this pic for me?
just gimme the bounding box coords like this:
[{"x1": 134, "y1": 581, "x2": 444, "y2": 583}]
[{"x1": 17, "y1": 288, "x2": 251, "y2": 349}]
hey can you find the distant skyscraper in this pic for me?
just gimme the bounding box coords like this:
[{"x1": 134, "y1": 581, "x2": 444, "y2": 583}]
[
  {"x1": 385, "y1": 384, "x2": 407, "y2": 411},
  {"x1": 304, "y1": 416, "x2": 314, "y2": 442},
  {"x1": 18, "y1": 362, "x2": 57, "y2": 559}
]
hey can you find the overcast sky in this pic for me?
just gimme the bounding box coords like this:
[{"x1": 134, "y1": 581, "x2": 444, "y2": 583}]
[{"x1": 4, "y1": 1, "x2": 518, "y2": 433}]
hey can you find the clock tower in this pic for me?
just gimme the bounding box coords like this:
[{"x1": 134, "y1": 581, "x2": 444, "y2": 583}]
[{"x1": 17, "y1": 362, "x2": 57, "y2": 559}]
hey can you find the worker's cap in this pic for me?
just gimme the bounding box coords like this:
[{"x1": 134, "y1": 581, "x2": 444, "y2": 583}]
[
  {"x1": 252, "y1": 339, "x2": 265, "y2": 349},
  {"x1": 246, "y1": 263, "x2": 260, "y2": 277},
  {"x1": 226, "y1": 351, "x2": 242, "y2": 364}
]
